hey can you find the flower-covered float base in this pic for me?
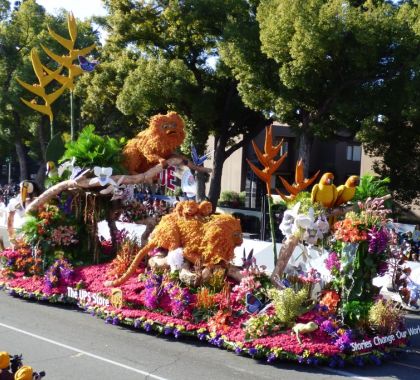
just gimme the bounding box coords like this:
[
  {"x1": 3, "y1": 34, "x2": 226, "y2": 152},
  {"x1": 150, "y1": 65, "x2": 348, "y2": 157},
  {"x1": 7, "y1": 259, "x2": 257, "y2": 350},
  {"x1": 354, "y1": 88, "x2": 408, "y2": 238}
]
[{"x1": 0, "y1": 261, "x2": 410, "y2": 368}]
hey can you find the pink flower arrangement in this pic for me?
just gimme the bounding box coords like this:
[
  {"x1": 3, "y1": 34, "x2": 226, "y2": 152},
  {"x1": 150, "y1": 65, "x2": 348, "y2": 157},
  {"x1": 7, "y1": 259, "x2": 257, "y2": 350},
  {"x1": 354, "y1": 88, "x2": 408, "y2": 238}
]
[
  {"x1": 50, "y1": 225, "x2": 78, "y2": 246},
  {"x1": 0, "y1": 258, "x2": 409, "y2": 367},
  {"x1": 231, "y1": 269, "x2": 262, "y2": 304},
  {"x1": 324, "y1": 252, "x2": 340, "y2": 272},
  {"x1": 298, "y1": 268, "x2": 321, "y2": 284}
]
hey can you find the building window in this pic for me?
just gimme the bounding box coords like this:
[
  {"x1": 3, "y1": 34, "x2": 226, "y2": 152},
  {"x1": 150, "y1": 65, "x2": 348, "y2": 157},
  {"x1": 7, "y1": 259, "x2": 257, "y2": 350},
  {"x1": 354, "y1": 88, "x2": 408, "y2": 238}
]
[{"x1": 346, "y1": 145, "x2": 361, "y2": 161}]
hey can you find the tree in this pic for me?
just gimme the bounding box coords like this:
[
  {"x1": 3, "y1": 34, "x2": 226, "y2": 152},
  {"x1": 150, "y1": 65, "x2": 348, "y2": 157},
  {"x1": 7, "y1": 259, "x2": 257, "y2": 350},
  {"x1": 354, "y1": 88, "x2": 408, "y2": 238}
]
[
  {"x1": 0, "y1": 0, "x2": 47, "y2": 181},
  {"x1": 355, "y1": 1, "x2": 420, "y2": 205},
  {"x1": 86, "y1": 0, "x2": 268, "y2": 206},
  {"x1": 221, "y1": 0, "x2": 419, "y2": 180}
]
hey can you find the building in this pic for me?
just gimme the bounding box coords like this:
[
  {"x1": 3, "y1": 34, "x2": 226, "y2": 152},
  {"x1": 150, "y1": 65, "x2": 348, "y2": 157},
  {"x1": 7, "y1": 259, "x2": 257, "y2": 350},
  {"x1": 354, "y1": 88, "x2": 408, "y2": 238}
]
[{"x1": 208, "y1": 123, "x2": 362, "y2": 209}]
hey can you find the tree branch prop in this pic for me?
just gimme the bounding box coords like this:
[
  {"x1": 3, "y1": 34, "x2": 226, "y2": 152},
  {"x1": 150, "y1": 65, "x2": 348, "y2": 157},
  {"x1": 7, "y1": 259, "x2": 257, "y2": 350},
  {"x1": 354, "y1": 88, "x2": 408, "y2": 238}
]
[
  {"x1": 25, "y1": 157, "x2": 211, "y2": 213},
  {"x1": 270, "y1": 234, "x2": 299, "y2": 284},
  {"x1": 327, "y1": 194, "x2": 392, "y2": 218}
]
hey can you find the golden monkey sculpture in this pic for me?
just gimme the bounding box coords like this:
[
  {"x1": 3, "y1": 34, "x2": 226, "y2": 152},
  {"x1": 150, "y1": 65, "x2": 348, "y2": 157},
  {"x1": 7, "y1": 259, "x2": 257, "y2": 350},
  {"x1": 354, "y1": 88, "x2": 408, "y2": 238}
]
[
  {"x1": 122, "y1": 111, "x2": 186, "y2": 174},
  {"x1": 311, "y1": 172, "x2": 337, "y2": 208},
  {"x1": 105, "y1": 200, "x2": 242, "y2": 287}
]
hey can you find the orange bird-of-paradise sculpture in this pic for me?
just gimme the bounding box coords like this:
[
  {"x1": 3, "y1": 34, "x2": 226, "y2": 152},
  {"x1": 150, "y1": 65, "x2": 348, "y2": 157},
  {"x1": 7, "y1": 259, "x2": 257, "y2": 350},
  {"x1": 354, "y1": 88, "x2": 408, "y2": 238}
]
[
  {"x1": 276, "y1": 158, "x2": 320, "y2": 201},
  {"x1": 246, "y1": 125, "x2": 287, "y2": 266},
  {"x1": 246, "y1": 125, "x2": 287, "y2": 196}
]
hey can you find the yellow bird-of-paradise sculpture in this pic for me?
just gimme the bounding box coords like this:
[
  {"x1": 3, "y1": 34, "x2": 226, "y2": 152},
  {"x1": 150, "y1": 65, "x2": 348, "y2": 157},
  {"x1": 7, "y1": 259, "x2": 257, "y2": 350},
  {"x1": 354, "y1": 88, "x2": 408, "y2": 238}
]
[
  {"x1": 16, "y1": 49, "x2": 67, "y2": 121},
  {"x1": 276, "y1": 158, "x2": 320, "y2": 201},
  {"x1": 41, "y1": 12, "x2": 95, "y2": 91},
  {"x1": 17, "y1": 12, "x2": 96, "y2": 125}
]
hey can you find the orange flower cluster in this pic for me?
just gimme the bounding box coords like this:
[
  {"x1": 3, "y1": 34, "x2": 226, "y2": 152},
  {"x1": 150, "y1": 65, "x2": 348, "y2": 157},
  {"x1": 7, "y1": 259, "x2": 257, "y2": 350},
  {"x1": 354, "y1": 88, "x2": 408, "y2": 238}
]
[
  {"x1": 319, "y1": 290, "x2": 341, "y2": 313},
  {"x1": 196, "y1": 287, "x2": 216, "y2": 310},
  {"x1": 334, "y1": 219, "x2": 368, "y2": 243},
  {"x1": 107, "y1": 241, "x2": 138, "y2": 280},
  {"x1": 14, "y1": 243, "x2": 42, "y2": 276},
  {"x1": 207, "y1": 309, "x2": 231, "y2": 334}
]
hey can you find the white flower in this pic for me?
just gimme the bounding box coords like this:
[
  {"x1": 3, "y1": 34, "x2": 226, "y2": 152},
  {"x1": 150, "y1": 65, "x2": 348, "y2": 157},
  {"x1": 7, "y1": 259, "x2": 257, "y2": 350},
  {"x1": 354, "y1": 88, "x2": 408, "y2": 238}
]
[
  {"x1": 279, "y1": 202, "x2": 300, "y2": 237},
  {"x1": 294, "y1": 207, "x2": 315, "y2": 230},
  {"x1": 70, "y1": 166, "x2": 84, "y2": 180},
  {"x1": 89, "y1": 167, "x2": 117, "y2": 187},
  {"x1": 166, "y1": 248, "x2": 184, "y2": 272},
  {"x1": 58, "y1": 157, "x2": 76, "y2": 177},
  {"x1": 315, "y1": 216, "x2": 330, "y2": 234}
]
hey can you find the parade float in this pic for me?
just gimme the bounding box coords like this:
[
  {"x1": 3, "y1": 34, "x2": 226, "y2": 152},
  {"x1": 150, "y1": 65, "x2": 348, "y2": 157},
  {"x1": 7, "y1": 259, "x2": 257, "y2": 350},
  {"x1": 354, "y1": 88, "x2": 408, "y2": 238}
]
[{"x1": 1, "y1": 13, "x2": 419, "y2": 371}]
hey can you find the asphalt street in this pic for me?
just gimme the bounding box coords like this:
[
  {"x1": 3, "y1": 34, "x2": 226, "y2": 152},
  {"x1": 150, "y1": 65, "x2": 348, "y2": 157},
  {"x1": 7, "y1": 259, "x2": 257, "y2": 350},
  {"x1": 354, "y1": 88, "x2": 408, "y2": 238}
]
[{"x1": 0, "y1": 291, "x2": 419, "y2": 380}]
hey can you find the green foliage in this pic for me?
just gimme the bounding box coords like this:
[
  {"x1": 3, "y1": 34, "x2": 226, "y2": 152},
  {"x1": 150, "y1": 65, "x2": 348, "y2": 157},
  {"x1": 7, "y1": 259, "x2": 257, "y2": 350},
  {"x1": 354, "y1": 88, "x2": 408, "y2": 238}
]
[
  {"x1": 342, "y1": 300, "x2": 373, "y2": 327},
  {"x1": 19, "y1": 201, "x2": 81, "y2": 269},
  {"x1": 268, "y1": 287, "x2": 308, "y2": 325},
  {"x1": 45, "y1": 133, "x2": 66, "y2": 163},
  {"x1": 368, "y1": 299, "x2": 404, "y2": 335},
  {"x1": 0, "y1": 3, "x2": 100, "y2": 180},
  {"x1": 358, "y1": 119, "x2": 420, "y2": 206},
  {"x1": 81, "y1": 0, "x2": 268, "y2": 205},
  {"x1": 218, "y1": 190, "x2": 245, "y2": 208},
  {"x1": 61, "y1": 125, "x2": 125, "y2": 171},
  {"x1": 353, "y1": 174, "x2": 390, "y2": 202},
  {"x1": 285, "y1": 191, "x2": 323, "y2": 216}
]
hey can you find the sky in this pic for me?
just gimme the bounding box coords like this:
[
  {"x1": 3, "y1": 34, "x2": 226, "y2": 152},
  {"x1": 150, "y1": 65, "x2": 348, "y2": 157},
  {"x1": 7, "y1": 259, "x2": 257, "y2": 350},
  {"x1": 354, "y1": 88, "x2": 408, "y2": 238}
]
[{"x1": 16, "y1": 0, "x2": 108, "y2": 19}]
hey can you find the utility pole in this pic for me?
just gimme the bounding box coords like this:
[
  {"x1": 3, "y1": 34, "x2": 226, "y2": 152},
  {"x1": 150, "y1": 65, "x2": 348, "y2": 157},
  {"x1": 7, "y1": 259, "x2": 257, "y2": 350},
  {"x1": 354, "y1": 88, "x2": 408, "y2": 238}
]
[{"x1": 6, "y1": 157, "x2": 11, "y2": 184}]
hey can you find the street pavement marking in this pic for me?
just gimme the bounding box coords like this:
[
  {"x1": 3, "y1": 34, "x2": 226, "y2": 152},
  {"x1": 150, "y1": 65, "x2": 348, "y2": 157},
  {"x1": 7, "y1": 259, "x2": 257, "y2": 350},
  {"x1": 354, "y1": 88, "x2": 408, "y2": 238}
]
[
  {"x1": 0, "y1": 321, "x2": 170, "y2": 380},
  {"x1": 323, "y1": 367, "x2": 377, "y2": 380},
  {"x1": 389, "y1": 360, "x2": 420, "y2": 370}
]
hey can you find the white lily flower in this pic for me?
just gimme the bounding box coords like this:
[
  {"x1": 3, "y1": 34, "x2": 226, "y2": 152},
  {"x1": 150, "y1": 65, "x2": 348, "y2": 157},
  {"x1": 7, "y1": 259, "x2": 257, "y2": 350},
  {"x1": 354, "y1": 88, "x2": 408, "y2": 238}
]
[
  {"x1": 279, "y1": 202, "x2": 301, "y2": 237},
  {"x1": 57, "y1": 157, "x2": 76, "y2": 177},
  {"x1": 294, "y1": 207, "x2": 315, "y2": 230},
  {"x1": 89, "y1": 166, "x2": 117, "y2": 187},
  {"x1": 316, "y1": 216, "x2": 330, "y2": 234}
]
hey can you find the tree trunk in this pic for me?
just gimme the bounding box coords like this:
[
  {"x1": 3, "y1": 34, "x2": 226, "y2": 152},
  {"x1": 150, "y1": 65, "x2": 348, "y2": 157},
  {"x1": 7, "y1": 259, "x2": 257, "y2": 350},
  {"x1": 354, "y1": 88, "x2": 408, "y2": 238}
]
[
  {"x1": 106, "y1": 200, "x2": 121, "y2": 255},
  {"x1": 196, "y1": 171, "x2": 207, "y2": 201},
  {"x1": 208, "y1": 136, "x2": 227, "y2": 209},
  {"x1": 34, "y1": 165, "x2": 46, "y2": 193},
  {"x1": 297, "y1": 127, "x2": 314, "y2": 178},
  {"x1": 15, "y1": 141, "x2": 28, "y2": 181}
]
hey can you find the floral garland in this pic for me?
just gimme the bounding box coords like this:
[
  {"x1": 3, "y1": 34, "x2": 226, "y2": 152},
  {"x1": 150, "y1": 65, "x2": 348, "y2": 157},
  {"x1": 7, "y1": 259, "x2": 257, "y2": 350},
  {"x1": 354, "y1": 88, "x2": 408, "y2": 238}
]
[{"x1": 0, "y1": 277, "x2": 407, "y2": 368}]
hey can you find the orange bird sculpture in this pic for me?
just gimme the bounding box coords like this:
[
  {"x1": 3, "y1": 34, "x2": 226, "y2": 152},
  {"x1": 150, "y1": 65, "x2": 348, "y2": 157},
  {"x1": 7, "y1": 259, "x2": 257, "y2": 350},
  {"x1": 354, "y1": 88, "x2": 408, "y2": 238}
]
[{"x1": 311, "y1": 172, "x2": 337, "y2": 208}]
